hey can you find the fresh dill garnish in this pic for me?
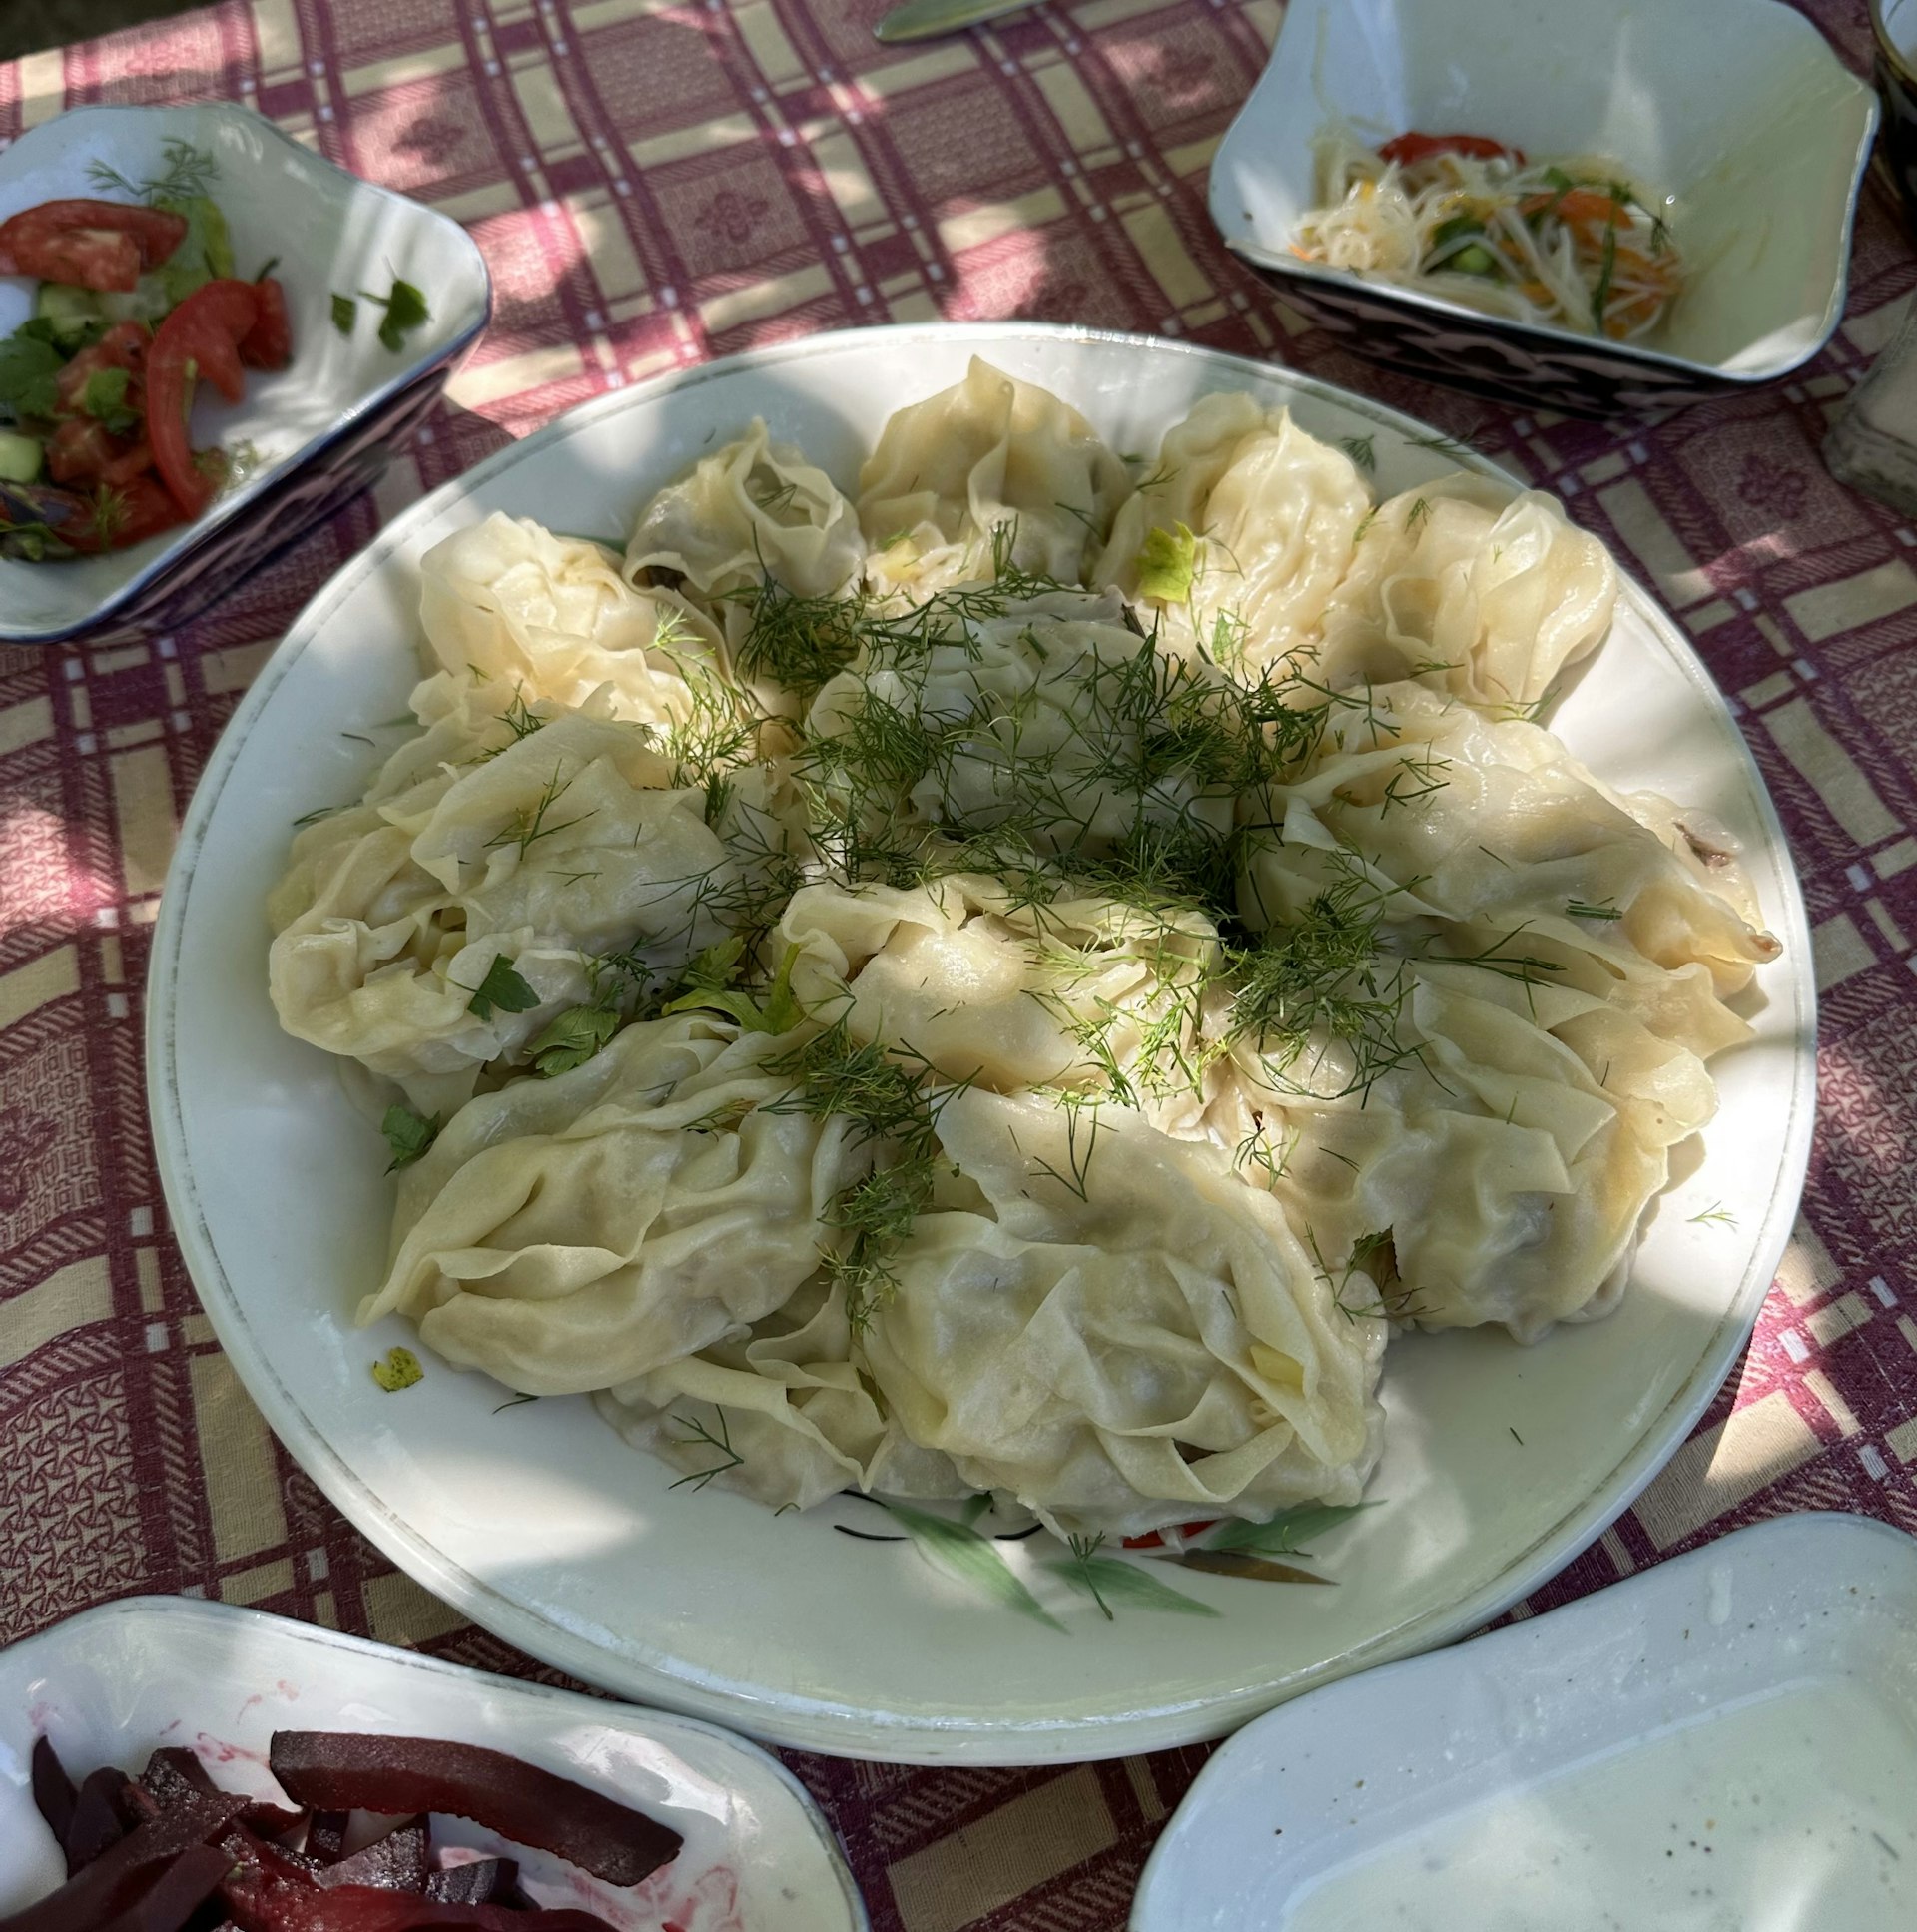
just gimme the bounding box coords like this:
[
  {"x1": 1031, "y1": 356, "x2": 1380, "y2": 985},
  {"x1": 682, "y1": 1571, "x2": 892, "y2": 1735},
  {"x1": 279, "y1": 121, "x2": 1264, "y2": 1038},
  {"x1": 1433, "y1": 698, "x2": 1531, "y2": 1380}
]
[
  {"x1": 483, "y1": 767, "x2": 583, "y2": 857},
  {"x1": 1337, "y1": 434, "x2": 1376, "y2": 472},
  {"x1": 87, "y1": 138, "x2": 218, "y2": 204},
  {"x1": 1405, "y1": 496, "x2": 1433, "y2": 532},
  {"x1": 1688, "y1": 1202, "x2": 1737, "y2": 1228},
  {"x1": 762, "y1": 1022, "x2": 970, "y2": 1336},
  {"x1": 667, "y1": 1409, "x2": 745, "y2": 1490},
  {"x1": 1566, "y1": 899, "x2": 1623, "y2": 921}
]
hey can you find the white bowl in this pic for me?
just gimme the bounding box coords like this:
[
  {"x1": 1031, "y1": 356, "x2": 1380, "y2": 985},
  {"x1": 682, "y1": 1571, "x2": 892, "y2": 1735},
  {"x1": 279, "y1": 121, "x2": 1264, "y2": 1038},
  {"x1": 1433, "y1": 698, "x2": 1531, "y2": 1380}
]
[
  {"x1": 0, "y1": 104, "x2": 491, "y2": 646},
  {"x1": 0, "y1": 1595, "x2": 867, "y2": 1932},
  {"x1": 1131, "y1": 1514, "x2": 1917, "y2": 1929},
  {"x1": 1208, "y1": 0, "x2": 1878, "y2": 414}
]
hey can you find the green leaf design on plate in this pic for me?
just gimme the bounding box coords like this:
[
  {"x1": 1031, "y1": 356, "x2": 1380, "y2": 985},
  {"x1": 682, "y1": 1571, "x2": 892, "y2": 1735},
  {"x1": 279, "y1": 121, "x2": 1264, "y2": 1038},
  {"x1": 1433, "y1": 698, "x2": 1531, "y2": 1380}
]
[
  {"x1": 1167, "y1": 1549, "x2": 1332, "y2": 1586},
  {"x1": 1044, "y1": 1555, "x2": 1221, "y2": 1620},
  {"x1": 1205, "y1": 1500, "x2": 1375, "y2": 1559},
  {"x1": 878, "y1": 1499, "x2": 1065, "y2": 1631}
]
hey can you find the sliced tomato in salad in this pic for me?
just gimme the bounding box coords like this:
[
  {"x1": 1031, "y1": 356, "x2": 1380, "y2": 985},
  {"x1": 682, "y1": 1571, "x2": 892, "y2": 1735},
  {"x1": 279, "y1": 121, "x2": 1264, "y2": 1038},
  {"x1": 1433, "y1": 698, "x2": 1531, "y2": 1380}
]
[
  {"x1": 52, "y1": 318, "x2": 150, "y2": 412},
  {"x1": 240, "y1": 276, "x2": 294, "y2": 371},
  {"x1": 45, "y1": 417, "x2": 154, "y2": 489},
  {"x1": 145, "y1": 277, "x2": 259, "y2": 515},
  {"x1": 1378, "y1": 131, "x2": 1526, "y2": 168},
  {"x1": 0, "y1": 198, "x2": 189, "y2": 293}
]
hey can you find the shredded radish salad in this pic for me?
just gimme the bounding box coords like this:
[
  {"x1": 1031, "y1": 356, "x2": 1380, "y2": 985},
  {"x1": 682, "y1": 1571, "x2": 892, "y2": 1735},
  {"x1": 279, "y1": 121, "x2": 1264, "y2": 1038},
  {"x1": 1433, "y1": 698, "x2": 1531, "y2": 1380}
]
[{"x1": 1293, "y1": 130, "x2": 1682, "y2": 343}]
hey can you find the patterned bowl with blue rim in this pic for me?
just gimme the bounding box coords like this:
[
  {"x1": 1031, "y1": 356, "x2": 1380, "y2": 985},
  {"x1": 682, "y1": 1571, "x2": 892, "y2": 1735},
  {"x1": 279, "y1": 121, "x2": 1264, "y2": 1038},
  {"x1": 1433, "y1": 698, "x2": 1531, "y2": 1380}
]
[
  {"x1": 0, "y1": 103, "x2": 490, "y2": 646},
  {"x1": 1208, "y1": 0, "x2": 1878, "y2": 418}
]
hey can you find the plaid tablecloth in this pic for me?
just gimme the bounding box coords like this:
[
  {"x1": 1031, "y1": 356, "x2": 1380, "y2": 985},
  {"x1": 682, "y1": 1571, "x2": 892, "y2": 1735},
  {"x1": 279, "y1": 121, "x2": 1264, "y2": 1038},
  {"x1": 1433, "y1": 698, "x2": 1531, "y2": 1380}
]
[{"x1": 4, "y1": 0, "x2": 1916, "y2": 1924}]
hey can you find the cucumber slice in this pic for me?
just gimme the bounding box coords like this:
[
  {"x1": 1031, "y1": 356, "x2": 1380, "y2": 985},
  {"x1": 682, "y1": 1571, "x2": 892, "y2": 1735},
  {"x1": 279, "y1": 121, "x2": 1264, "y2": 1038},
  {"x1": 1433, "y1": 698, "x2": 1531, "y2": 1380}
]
[
  {"x1": 34, "y1": 283, "x2": 104, "y2": 347},
  {"x1": 0, "y1": 429, "x2": 45, "y2": 484}
]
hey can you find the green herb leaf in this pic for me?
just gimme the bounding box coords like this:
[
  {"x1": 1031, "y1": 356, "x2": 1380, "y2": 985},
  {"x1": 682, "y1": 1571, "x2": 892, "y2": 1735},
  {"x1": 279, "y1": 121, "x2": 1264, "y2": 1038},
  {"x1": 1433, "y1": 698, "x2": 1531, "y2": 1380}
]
[
  {"x1": 1205, "y1": 1500, "x2": 1375, "y2": 1558},
  {"x1": 1044, "y1": 1553, "x2": 1221, "y2": 1619},
  {"x1": 368, "y1": 277, "x2": 431, "y2": 353},
  {"x1": 0, "y1": 328, "x2": 65, "y2": 420},
  {"x1": 1133, "y1": 521, "x2": 1199, "y2": 604},
  {"x1": 528, "y1": 1001, "x2": 620, "y2": 1076},
  {"x1": 379, "y1": 1103, "x2": 441, "y2": 1172},
  {"x1": 253, "y1": 256, "x2": 281, "y2": 283},
  {"x1": 88, "y1": 138, "x2": 218, "y2": 206},
  {"x1": 876, "y1": 1499, "x2": 1066, "y2": 1630},
  {"x1": 665, "y1": 942, "x2": 805, "y2": 1035},
  {"x1": 370, "y1": 1345, "x2": 423, "y2": 1391},
  {"x1": 1337, "y1": 433, "x2": 1376, "y2": 472},
  {"x1": 465, "y1": 954, "x2": 540, "y2": 1021},
  {"x1": 331, "y1": 293, "x2": 358, "y2": 335}
]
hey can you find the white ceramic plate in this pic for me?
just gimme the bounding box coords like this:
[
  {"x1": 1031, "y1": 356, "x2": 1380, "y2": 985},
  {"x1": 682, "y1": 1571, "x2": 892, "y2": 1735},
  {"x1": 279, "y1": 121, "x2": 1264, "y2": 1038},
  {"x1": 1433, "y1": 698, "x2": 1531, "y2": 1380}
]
[
  {"x1": 1130, "y1": 1513, "x2": 1917, "y2": 1929},
  {"x1": 0, "y1": 1595, "x2": 865, "y2": 1931},
  {"x1": 147, "y1": 322, "x2": 1816, "y2": 1764}
]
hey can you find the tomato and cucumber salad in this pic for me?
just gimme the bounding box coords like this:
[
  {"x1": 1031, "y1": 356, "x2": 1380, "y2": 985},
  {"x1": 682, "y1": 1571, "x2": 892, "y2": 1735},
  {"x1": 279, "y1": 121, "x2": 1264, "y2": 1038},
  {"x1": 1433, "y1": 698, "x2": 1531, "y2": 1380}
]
[{"x1": 0, "y1": 141, "x2": 299, "y2": 560}]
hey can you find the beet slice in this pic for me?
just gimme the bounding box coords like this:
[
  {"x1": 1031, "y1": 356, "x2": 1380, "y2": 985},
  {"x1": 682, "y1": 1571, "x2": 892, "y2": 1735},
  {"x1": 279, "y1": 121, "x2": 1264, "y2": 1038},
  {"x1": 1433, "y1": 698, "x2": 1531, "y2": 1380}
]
[
  {"x1": 267, "y1": 1735, "x2": 680, "y2": 1887},
  {"x1": 316, "y1": 1823, "x2": 427, "y2": 1895},
  {"x1": 223, "y1": 1884, "x2": 614, "y2": 1932},
  {"x1": 64, "y1": 1769, "x2": 141, "y2": 1874},
  {"x1": 141, "y1": 1750, "x2": 220, "y2": 1806},
  {"x1": 93, "y1": 1847, "x2": 232, "y2": 1932},
  {"x1": 30, "y1": 1738, "x2": 77, "y2": 1844},
  {"x1": 303, "y1": 1817, "x2": 348, "y2": 1865},
  {"x1": 0, "y1": 1791, "x2": 249, "y2": 1932},
  {"x1": 420, "y1": 1862, "x2": 514, "y2": 1907}
]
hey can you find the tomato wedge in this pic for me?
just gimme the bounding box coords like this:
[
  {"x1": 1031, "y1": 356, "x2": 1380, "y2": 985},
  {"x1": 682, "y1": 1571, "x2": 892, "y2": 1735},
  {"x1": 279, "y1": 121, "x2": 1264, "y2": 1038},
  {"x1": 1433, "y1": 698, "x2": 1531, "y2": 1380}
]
[
  {"x1": 46, "y1": 418, "x2": 155, "y2": 490},
  {"x1": 53, "y1": 319, "x2": 150, "y2": 414},
  {"x1": 1378, "y1": 132, "x2": 1525, "y2": 168},
  {"x1": 145, "y1": 277, "x2": 259, "y2": 516},
  {"x1": 0, "y1": 198, "x2": 188, "y2": 292},
  {"x1": 240, "y1": 276, "x2": 293, "y2": 371}
]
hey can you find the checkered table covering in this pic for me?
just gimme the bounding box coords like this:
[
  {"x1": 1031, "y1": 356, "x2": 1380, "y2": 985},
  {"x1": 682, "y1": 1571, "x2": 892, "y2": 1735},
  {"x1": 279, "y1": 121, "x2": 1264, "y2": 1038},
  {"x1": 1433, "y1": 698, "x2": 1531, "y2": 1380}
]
[{"x1": 4, "y1": 1, "x2": 1917, "y2": 1926}]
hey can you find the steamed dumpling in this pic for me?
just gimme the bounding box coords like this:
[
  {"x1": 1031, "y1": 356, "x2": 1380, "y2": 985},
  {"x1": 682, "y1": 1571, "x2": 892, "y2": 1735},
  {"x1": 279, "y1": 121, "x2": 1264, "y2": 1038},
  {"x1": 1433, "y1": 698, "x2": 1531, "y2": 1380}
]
[
  {"x1": 268, "y1": 696, "x2": 734, "y2": 1114},
  {"x1": 859, "y1": 1087, "x2": 1385, "y2": 1539},
  {"x1": 363, "y1": 1012, "x2": 864, "y2": 1394},
  {"x1": 625, "y1": 417, "x2": 864, "y2": 609},
  {"x1": 801, "y1": 586, "x2": 1239, "y2": 874},
  {"x1": 858, "y1": 357, "x2": 1130, "y2": 597},
  {"x1": 419, "y1": 512, "x2": 719, "y2": 725},
  {"x1": 1314, "y1": 475, "x2": 1617, "y2": 711},
  {"x1": 777, "y1": 872, "x2": 1218, "y2": 1101},
  {"x1": 1217, "y1": 680, "x2": 1776, "y2": 1340},
  {"x1": 596, "y1": 1275, "x2": 971, "y2": 1514},
  {"x1": 1093, "y1": 394, "x2": 1371, "y2": 676}
]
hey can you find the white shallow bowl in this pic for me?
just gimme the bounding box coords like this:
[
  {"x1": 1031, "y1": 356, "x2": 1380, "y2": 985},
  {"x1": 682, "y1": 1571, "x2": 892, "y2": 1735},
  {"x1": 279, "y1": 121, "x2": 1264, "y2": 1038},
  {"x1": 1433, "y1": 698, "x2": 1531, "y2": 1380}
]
[
  {"x1": 0, "y1": 104, "x2": 490, "y2": 646},
  {"x1": 1131, "y1": 1514, "x2": 1917, "y2": 1930},
  {"x1": 1209, "y1": 0, "x2": 1878, "y2": 414},
  {"x1": 148, "y1": 322, "x2": 1816, "y2": 1764},
  {"x1": 0, "y1": 1595, "x2": 866, "y2": 1932}
]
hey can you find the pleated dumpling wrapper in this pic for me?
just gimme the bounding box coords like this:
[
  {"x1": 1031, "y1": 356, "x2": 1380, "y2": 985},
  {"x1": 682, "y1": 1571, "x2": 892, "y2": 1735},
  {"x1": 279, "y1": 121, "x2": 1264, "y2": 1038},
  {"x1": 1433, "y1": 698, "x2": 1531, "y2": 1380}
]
[
  {"x1": 418, "y1": 511, "x2": 721, "y2": 725},
  {"x1": 599, "y1": 1086, "x2": 1385, "y2": 1539},
  {"x1": 625, "y1": 417, "x2": 866, "y2": 614},
  {"x1": 363, "y1": 1012, "x2": 866, "y2": 1395},
  {"x1": 801, "y1": 585, "x2": 1241, "y2": 873},
  {"x1": 1218, "y1": 681, "x2": 1778, "y2": 1341},
  {"x1": 268, "y1": 686, "x2": 734, "y2": 1115},
  {"x1": 776, "y1": 872, "x2": 1219, "y2": 1103},
  {"x1": 857, "y1": 356, "x2": 1130, "y2": 598},
  {"x1": 1092, "y1": 392, "x2": 1372, "y2": 677},
  {"x1": 1313, "y1": 474, "x2": 1617, "y2": 713}
]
